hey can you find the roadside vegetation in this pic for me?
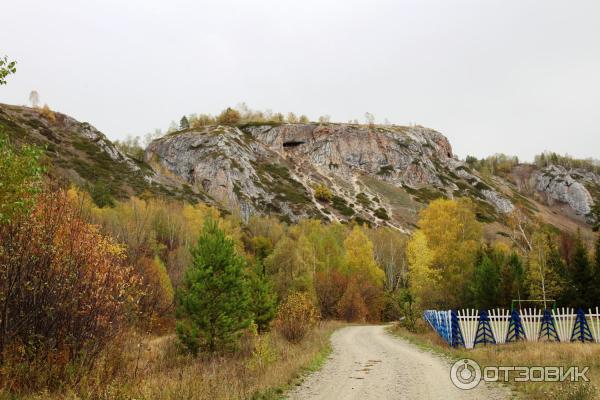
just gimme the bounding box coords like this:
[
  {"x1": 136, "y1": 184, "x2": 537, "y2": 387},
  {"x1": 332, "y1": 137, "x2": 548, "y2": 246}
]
[{"x1": 389, "y1": 324, "x2": 599, "y2": 400}]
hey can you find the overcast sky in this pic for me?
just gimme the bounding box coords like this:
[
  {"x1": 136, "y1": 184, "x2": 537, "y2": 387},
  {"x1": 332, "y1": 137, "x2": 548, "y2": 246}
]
[{"x1": 1, "y1": 0, "x2": 599, "y2": 161}]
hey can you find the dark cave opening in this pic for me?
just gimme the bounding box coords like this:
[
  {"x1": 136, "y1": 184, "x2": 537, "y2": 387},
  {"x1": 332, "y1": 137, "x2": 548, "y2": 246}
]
[{"x1": 283, "y1": 140, "x2": 306, "y2": 148}]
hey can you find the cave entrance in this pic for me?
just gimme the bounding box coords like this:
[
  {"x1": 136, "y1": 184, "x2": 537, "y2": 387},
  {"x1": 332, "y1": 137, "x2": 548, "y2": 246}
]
[{"x1": 283, "y1": 140, "x2": 306, "y2": 148}]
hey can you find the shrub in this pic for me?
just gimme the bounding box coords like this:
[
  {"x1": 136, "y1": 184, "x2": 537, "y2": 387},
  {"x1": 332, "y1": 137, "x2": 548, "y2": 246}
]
[
  {"x1": 0, "y1": 190, "x2": 140, "y2": 389},
  {"x1": 331, "y1": 195, "x2": 354, "y2": 216},
  {"x1": 359, "y1": 282, "x2": 385, "y2": 323},
  {"x1": 314, "y1": 184, "x2": 333, "y2": 203},
  {"x1": 336, "y1": 280, "x2": 368, "y2": 322},
  {"x1": 217, "y1": 107, "x2": 241, "y2": 125},
  {"x1": 374, "y1": 207, "x2": 390, "y2": 220},
  {"x1": 0, "y1": 130, "x2": 43, "y2": 224},
  {"x1": 139, "y1": 256, "x2": 175, "y2": 314},
  {"x1": 356, "y1": 192, "x2": 371, "y2": 207},
  {"x1": 275, "y1": 292, "x2": 319, "y2": 343},
  {"x1": 89, "y1": 180, "x2": 115, "y2": 208},
  {"x1": 389, "y1": 288, "x2": 418, "y2": 330},
  {"x1": 246, "y1": 332, "x2": 277, "y2": 371},
  {"x1": 40, "y1": 104, "x2": 56, "y2": 124},
  {"x1": 315, "y1": 270, "x2": 347, "y2": 318}
]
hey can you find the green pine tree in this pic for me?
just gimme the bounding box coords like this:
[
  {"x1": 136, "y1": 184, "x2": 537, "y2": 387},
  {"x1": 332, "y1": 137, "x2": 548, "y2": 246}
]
[
  {"x1": 89, "y1": 180, "x2": 115, "y2": 208},
  {"x1": 248, "y1": 262, "x2": 277, "y2": 333},
  {"x1": 180, "y1": 115, "x2": 190, "y2": 130},
  {"x1": 499, "y1": 252, "x2": 524, "y2": 308},
  {"x1": 510, "y1": 252, "x2": 525, "y2": 296},
  {"x1": 471, "y1": 251, "x2": 500, "y2": 309},
  {"x1": 570, "y1": 231, "x2": 591, "y2": 307},
  {"x1": 546, "y1": 240, "x2": 569, "y2": 305},
  {"x1": 176, "y1": 217, "x2": 251, "y2": 354}
]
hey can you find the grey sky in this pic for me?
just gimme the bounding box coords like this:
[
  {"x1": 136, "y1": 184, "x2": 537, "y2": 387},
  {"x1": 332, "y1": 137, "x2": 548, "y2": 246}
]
[{"x1": 1, "y1": 0, "x2": 599, "y2": 161}]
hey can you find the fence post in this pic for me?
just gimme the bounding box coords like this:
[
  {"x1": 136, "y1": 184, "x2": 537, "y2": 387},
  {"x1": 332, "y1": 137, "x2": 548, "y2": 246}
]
[
  {"x1": 506, "y1": 309, "x2": 526, "y2": 342},
  {"x1": 451, "y1": 310, "x2": 464, "y2": 348},
  {"x1": 474, "y1": 310, "x2": 495, "y2": 347},
  {"x1": 571, "y1": 308, "x2": 594, "y2": 343},
  {"x1": 539, "y1": 309, "x2": 559, "y2": 342}
]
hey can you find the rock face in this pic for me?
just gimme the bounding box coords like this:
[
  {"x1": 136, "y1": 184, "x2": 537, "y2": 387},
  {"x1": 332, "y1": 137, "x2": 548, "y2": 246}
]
[
  {"x1": 244, "y1": 124, "x2": 453, "y2": 187},
  {"x1": 533, "y1": 165, "x2": 596, "y2": 219},
  {"x1": 5, "y1": 102, "x2": 597, "y2": 232},
  {"x1": 146, "y1": 123, "x2": 514, "y2": 228}
]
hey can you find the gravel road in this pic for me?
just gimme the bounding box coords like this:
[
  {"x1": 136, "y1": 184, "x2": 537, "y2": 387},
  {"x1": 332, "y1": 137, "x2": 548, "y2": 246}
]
[{"x1": 287, "y1": 325, "x2": 511, "y2": 400}]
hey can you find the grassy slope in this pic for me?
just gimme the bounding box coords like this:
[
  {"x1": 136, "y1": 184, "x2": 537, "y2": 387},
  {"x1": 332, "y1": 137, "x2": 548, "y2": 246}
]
[
  {"x1": 0, "y1": 104, "x2": 202, "y2": 203},
  {"x1": 8, "y1": 321, "x2": 343, "y2": 400},
  {"x1": 388, "y1": 324, "x2": 599, "y2": 400}
]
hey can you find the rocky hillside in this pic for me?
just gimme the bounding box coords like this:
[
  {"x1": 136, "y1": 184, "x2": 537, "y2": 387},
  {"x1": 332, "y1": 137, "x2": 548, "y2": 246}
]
[
  {"x1": 0, "y1": 104, "x2": 201, "y2": 202},
  {"x1": 511, "y1": 164, "x2": 599, "y2": 224},
  {"x1": 145, "y1": 122, "x2": 518, "y2": 229},
  {"x1": 1, "y1": 103, "x2": 597, "y2": 233},
  {"x1": 144, "y1": 123, "x2": 597, "y2": 232}
]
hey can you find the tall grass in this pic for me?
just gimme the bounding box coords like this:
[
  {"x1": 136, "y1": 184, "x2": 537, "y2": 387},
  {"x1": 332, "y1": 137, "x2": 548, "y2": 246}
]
[{"x1": 1, "y1": 321, "x2": 343, "y2": 400}]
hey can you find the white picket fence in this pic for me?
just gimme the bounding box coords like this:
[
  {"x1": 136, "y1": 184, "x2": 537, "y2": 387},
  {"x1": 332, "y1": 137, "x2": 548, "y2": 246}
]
[
  {"x1": 428, "y1": 307, "x2": 600, "y2": 348},
  {"x1": 457, "y1": 309, "x2": 479, "y2": 349},
  {"x1": 488, "y1": 308, "x2": 510, "y2": 344},
  {"x1": 589, "y1": 307, "x2": 600, "y2": 343},
  {"x1": 552, "y1": 308, "x2": 576, "y2": 342},
  {"x1": 518, "y1": 308, "x2": 543, "y2": 342}
]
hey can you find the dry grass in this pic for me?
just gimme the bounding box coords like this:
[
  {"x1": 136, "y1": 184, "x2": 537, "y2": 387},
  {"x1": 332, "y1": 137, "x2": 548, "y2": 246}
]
[
  {"x1": 2, "y1": 321, "x2": 344, "y2": 400},
  {"x1": 389, "y1": 324, "x2": 600, "y2": 400}
]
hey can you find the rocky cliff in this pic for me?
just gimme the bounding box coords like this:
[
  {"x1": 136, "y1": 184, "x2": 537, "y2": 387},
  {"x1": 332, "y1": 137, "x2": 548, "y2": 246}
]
[
  {"x1": 2, "y1": 103, "x2": 596, "y2": 232},
  {"x1": 145, "y1": 123, "x2": 516, "y2": 228},
  {"x1": 533, "y1": 165, "x2": 598, "y2": 221}
]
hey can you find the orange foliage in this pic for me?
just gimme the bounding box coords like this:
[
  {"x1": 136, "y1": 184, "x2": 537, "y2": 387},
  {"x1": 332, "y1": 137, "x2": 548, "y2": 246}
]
[
  {"x1": 0, "y1": 190, "x2": 141, "y2": 389},
  {"x1": 315, "y1": 270, "x2": 348, "y2": 318},
  {"x1": 336, "y1": 280, "x2": 368, "y2": 322},
  {"x1": 274, "y1": 292, "x2": 320, "y2": 343}
]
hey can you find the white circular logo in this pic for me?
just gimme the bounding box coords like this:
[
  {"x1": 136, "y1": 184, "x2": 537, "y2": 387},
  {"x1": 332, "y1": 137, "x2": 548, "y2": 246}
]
[{"x1": 450, "y1": 358, "x2": 482, "y2": 390}]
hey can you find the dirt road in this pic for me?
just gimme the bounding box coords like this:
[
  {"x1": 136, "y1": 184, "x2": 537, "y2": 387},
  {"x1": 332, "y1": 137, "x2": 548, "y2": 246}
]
[{"x1": 287, "y1": 325, "x2": 510, "y2": 400}]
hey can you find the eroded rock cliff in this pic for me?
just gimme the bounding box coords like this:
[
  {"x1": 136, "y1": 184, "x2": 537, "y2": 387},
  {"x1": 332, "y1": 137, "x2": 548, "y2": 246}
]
[{"x1": 145, "y1": 123, "x2": 515, "y2": 228}]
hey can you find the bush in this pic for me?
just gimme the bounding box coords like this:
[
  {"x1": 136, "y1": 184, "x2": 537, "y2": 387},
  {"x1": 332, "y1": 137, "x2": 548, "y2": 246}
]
[
  {"x1": 275, "y1": 292, "x2": 319, "y2": 343},
  {"x1": 314, "y1": 184, "x2": 333, "y2": 203},
  {"x1": 0, "y1": 130, "x2": 43, "y2": 224},
  {"x1": 89, "y1": 180, "x2": 115, "y2": 208},
  {"x1": 336, "y1": 280, "x2": 368, "y2": 322},
  {"x1": 40, "y1": 104, "x2": 56, "y2": 124},
  {"x1": 139, "y1": 256, "x2": 175, "y2": 314},
  {"x1": 315, "y1": 270, "x2": 347, "y2": 318},
  {"x1": 0, "y1": 190, "x2": 140, "y2": 390},
  {"x1": 374, "y1": 207, "x2": 390, "y2": 220},
  {"x1": 246, "y1": 330, "x2": 277, "y2": 372},
  {"x1": 396, "y1": 289, "x2": 419, "y2": 331},
  {"x1": 217, "y1": 107, "x2": 241, "y2": 125}
]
